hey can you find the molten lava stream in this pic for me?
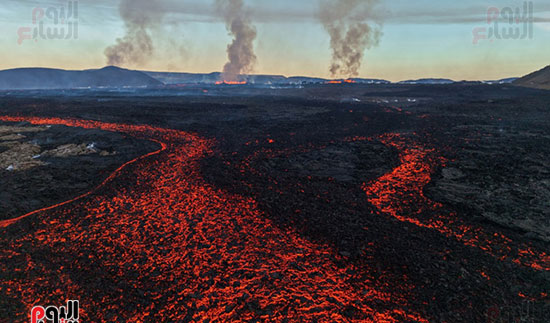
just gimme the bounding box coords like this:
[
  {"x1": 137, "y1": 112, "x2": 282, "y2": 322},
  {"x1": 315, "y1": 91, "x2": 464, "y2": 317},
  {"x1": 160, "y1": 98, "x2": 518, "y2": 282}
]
[
  {"x1": 0, "y1": 116, "x2": 427, "y2": 322},
  {"x1": 215, "y1": 80, "x2": 247, "y2": 85},
  {"x1": 362, "y1": 133, "x2": 550, "y2": 271}
]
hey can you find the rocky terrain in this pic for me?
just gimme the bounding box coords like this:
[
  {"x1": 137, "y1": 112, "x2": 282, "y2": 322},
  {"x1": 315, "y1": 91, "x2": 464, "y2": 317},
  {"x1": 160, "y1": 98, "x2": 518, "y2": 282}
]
[
  {"x1": 0, "y1": 121, "x2": 158, "y2": 219},
  {"x1": 427, "y1": 125, "x2": 550, "y2": 242},
  {"x1": 0, "y1": 83, "x2": 549, "y2": 322}
]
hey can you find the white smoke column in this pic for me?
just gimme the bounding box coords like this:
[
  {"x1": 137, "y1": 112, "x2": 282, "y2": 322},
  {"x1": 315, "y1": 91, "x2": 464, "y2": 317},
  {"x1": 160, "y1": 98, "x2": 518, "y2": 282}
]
[
  {"x1": 216, "y1": 0, "x2": 257, "y2": 82},
  {"x1": 105, "y1": 0, "x2": 165, "y2": 67},
  {"x1": 320, "y1": 0, "x2": 382, "y2": 78}
]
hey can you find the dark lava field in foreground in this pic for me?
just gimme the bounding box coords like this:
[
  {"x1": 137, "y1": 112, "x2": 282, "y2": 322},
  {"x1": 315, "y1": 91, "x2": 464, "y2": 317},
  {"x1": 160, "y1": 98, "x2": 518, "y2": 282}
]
[{"x1": 0, "y1": 83, "x2": 549, "y2": 322}]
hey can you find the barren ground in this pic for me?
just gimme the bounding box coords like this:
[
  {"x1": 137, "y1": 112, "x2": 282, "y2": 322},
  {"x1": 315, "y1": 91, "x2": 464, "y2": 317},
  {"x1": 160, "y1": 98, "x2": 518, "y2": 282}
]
[{"x1": 0, "y1": 84, "x2": 549, "y2": 322}]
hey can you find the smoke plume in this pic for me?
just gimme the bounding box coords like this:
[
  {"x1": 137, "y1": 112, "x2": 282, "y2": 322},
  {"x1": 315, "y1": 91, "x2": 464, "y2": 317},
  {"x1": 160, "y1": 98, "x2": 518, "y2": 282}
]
[
  {"x1": 216, "y1": 0, "x2": 257, "y2": 82},
  {"x1": 320, "y1": 0, "x2": 382, "y2": 78},
  {"x1": 105, "y1": 0, "x2": 165, "y2": 67}
]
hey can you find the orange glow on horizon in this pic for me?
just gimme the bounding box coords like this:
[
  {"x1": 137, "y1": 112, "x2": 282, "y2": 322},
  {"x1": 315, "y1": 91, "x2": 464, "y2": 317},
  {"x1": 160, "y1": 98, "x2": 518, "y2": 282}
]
[
  {"x1": 215, "y1": 80, "x2": 247, "y2": 85},
  {"x1": 326, "y1": 79, "x2": 356, "y2": 84}
]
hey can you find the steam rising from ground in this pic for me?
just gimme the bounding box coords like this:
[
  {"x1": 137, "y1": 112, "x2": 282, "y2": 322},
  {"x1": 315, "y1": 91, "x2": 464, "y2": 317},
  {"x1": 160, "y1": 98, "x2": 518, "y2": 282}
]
[
  {"x1": 320, "y1": 0, "x2": 382, "y2": 78},
  {"x1": 216, "y1": 0, "x2": 257, "y2": 82},
  {"x1": 105, "y1": 0, "x2": 165, "y2": 67}
]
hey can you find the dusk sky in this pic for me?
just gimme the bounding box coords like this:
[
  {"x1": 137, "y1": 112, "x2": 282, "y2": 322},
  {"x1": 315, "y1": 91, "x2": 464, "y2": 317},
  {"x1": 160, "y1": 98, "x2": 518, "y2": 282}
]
[{"x1": 1, "y1": 0, "x2": 549, "y2": 81}]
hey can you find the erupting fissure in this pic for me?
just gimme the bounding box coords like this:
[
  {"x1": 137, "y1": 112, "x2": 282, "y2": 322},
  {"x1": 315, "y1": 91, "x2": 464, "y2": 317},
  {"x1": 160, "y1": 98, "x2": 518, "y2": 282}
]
[
  {"x1": 326, "y1": 79, "x2": 356, "y2": 84},
  {"x1": 215, "y1": 80, "x2": 247, "y2": 85}
]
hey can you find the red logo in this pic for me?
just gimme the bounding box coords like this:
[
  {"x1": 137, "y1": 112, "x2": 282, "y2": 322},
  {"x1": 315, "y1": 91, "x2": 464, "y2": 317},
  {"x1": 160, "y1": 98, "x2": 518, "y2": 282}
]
[{"x1": 31, "y1": 300, "x2": 79, "y2": 323}]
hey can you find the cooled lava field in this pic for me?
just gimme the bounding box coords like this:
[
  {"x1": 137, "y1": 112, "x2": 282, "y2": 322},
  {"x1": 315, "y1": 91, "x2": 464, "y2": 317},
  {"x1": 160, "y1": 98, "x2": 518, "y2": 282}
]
[{"x1": 0, "y1": 83, "x2": 549, "y2": 322}]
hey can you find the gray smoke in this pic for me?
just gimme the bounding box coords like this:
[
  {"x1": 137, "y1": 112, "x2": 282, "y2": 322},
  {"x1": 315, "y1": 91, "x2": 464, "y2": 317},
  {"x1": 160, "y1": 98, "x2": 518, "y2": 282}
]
[
  {"x1": 105, "y1": 0, "x2": 165, "y2": 67},
  {"x1": 320, "y1": 0, "x2": 381, "y2": 78},
  {"x1": 216, "y1": 0, "x2": 257, "y2": 82}
]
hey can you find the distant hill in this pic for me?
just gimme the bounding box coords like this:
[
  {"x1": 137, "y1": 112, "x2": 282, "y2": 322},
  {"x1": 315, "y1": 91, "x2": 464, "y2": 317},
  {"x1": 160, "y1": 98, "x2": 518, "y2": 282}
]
[
  {"x1": 349, "y1": 78, "x2": 391, "y2": 84},
  {"x1": 481, "y1": 78, "x2": 518, "y2": 85},
  {"x1": 144, "y1": 71, "x2": 393, "y2": 85},
  {"x1": 398, "y1": 78, "x2": 455, "y2": 85},
  {"x1": 143, "y1": 71, "x2": 332, "y2": 85},
  {"x1": 0, "y1": 66, "x2": 394, "y2": 88},
  {"x1": 144, "y1": 71, "x2": 223, "y2": 84},
  {"x1": 0, "y1": 66, "x2": 162, "y2": 90},
  {"x1": 514, "y1": 66, "x2": 550, "y2": 90}
]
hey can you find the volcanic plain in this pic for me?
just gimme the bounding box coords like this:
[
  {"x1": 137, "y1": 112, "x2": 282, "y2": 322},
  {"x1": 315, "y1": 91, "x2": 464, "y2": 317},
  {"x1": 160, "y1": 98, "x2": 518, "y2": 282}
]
[{"x1": 0, "y1": 83, "x2": 549, "y2": 322}]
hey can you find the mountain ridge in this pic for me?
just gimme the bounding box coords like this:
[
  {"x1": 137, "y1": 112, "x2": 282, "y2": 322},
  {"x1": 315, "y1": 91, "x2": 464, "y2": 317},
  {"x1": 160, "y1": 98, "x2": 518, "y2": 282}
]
[
  {"x1": 0, "y1": 66, "x2": 531, "y2": 89},
  {"x1": 514, "y1": 65, "x2": 550, "y2": 90},
  {"x1": 0, "y1": 66, "x2": 162, "y2": 90}
]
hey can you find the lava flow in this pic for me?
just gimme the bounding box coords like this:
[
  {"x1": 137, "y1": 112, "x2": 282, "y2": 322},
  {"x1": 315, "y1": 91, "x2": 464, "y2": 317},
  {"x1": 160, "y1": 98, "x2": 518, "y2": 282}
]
[
  {"x1": 326, "y1": 79, "x2": 356, "y2": 84},
  {"x1": 215, "y1": 81, "x2": 247, "y2": 85},
  {"x1": 362, "y1": 133, "x2": 550, "y2": 271},
  {"x1": 0, "y1": 116, "x2": 427, "y2": 322}
]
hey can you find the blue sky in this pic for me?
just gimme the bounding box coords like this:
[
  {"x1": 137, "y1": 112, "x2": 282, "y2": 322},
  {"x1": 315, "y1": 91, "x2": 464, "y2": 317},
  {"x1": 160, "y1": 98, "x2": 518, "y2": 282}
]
[{"x1": 1, "y1": 0, "x2": 549, "y2": 81}]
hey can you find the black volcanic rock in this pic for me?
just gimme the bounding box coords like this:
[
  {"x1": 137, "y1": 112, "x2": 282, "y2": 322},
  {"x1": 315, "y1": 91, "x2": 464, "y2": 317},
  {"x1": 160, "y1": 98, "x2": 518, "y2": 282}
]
[
  {"x1": 514, "y1": 65, "x2": 550, "y2": 90},
  {"x1": 0, "y1": 122, "x2": 160, "y2": 219},
  {"x1": 0, "y1": 66, "x2": 162, "y2": 90}
]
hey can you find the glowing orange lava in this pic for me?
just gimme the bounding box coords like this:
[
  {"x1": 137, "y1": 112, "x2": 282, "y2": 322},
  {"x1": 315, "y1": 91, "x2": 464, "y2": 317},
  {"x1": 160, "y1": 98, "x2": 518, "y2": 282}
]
[
  {"x1": 215, "y1": 81, "x2": 247, "y2": 85},
  {"x1": 362, "y1": 133, "x2": 550, "y2": 271},
  {"x1": 326, "y1": 79, "x2": 355, "y2": 84},
  {"x1": 0, "y1": 116, "x2": 427, "y2": 322}
]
